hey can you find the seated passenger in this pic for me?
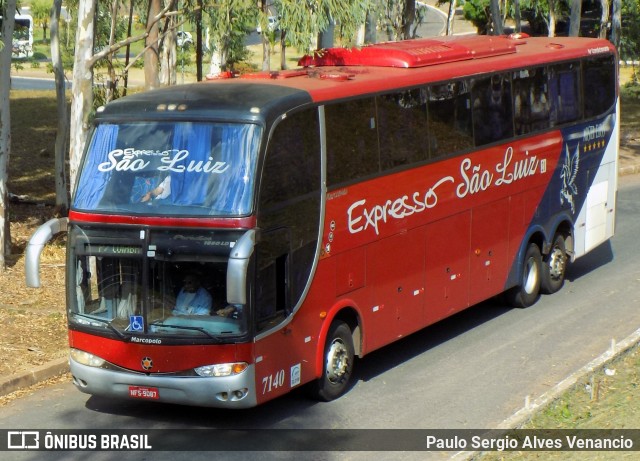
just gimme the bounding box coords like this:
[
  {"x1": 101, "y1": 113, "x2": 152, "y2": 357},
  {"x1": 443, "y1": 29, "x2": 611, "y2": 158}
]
[
  {"x1": 130, "y1": 175, "x2": 171, "y2": 203},
  {"x1": 173, "y1": 274, "x2": 212, "y2": 315}
]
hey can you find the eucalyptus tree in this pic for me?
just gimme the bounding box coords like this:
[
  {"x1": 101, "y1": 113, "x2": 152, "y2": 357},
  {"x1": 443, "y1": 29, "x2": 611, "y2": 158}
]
[
  {"x1": 51, "y1": 0, "x2": 69, "y2": 211},
  {"x1": 205, "y1": 0, "x2": 255, "y2": 74},
  {"x1": 0, "y1": 0, "x2": 16, "y2": 267},
  {"x1": 490, "y1": 0, "x2": 503, "y2": 34},
  {"x1": 599, "y1": 0, "x2": 611, "y2": 39},
  {"x1": 378, "y1": 0, "x2": 427, "y2": 41},
  {"x1": 516, "y1": 0, "x2": 566, "y2": 36},
  {"x1": 435, "y1": 0, "x2": 464, "y2": 36},
  {"x1": 264, "y1": 0, "x2": 369, "y2": 71},
  {"x1": 69, "y1": 0, "x2": 176, "y2": 190},
  {"x1": 568, "y1": 0, "x2": 581, "y2": 36},
  {"x1": 31, "y1": 0, "x2": 51, "y2": 42},
  {"x1": 618, "y1": 0, "x2": 637, "y2": 57}
]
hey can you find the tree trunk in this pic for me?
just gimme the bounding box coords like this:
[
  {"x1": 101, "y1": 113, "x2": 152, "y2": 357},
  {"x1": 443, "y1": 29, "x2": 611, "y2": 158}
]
[
  {"x1": 160, "y1": 23, "x2": 177, "y2": 86},
  {"x1": 51, "y1": 0, "x2": 69, "y2": 213},
  {"x1": 196, "y1": 0, "x2": 203, "y2": 82},
  {"x1": 318, "y1": 9, "x2": 335, "y2": 49},
  {"x1": 610, "y1": 0, "x2": 621, "y2": 48},
  {"x1": 123, "y1": 0, "x2": 135, "y2": 96},
  {"x1": 569, "y1": 0, "x2": 582, "y2": 37},
  {"x1": 490, "y1": 0, "x2": 503, "y2": 35},
  {"x1": 548, "y1": 0, "x2": 557, "y2": 37},
  {"x1": 260, "y1": 1, "x2": 270, "y2": 72},
  {"x1": 514, "y1": 0, "x2": 521, "y2": 33},
  {"x1": 69, "y1": 0, "x2": 96, "y2": 194},
  {"x1": 402, "y1": 0, "x2": 416, "y2": 40},
  {"x1": 446, "y1": 0, "x2": 456, "y2": 36},
  {"x1": 145, "y1": 0, "x2": 161, "y2": 90},
  {"x1": 599, "y1": 0, "x2": 611, "y2": 39},
  {"x1": 105, "y1": 0, "x2": 119, "y2": 102},
  {"x1": 280, "y1": 30, "x2": 287, "y2": 70},
  {"x1": 0, "y1": 0, "x2": 17, "y2": 268},
  {"x1": 364, "y1": 10, "x2": 377, "y2": 44}
]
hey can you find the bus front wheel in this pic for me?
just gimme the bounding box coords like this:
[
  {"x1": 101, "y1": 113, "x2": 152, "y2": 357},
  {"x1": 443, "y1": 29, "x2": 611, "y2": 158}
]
[
  {"x1": 309, "y1": 320, "x2": 355, "y2": 402},
  {"x1": 506, "y1": 243, "x2": 542, "y2": 308},
  {"x1": 541, "y1": 234, "x2": 567, "y2": 294}
]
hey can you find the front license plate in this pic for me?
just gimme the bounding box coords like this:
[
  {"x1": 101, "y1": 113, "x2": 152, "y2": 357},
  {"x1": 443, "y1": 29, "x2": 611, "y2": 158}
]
[{"x1": 128, "y1": 386, "x2": 159, "y2": 400}]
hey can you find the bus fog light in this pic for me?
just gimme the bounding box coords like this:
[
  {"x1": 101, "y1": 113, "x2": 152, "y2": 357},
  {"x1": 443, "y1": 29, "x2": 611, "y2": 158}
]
[
  {"x1": 233, "y1": 389, "x2": 248, "y2": 399},
  {"x1": 70, "y1": 348, "x2": 106, "y2": 368},
  {"x1": 194, "y1": 362, "x2": 248, "y2": 377}
]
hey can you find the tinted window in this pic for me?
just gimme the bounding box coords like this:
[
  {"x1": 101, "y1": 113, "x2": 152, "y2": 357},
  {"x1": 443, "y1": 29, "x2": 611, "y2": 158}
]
[
  {"x1": 548, "y1": 62, "x2": 582, "y2": 125},
  {"x1": 472, "y1": 73, "x2": 514, "y2": 146},
  {"x1": 257, "y1": 109, "x2": 322, "y2": 331},
  {"x1": 583, "y1": 55, "x2": 616, "y2": 118},
  {"x1": 73, "y1": 122, "x2": 261, "y2": 217},
  {"x1": 260, "y1": 110, "x2": 321, "y2": 209},
  {"x1": 325, "y1": 98, "x2": 379, "y2": 186},
  {"x1": 377, "y1": 89, "x2": 430, "y2": 170},
  {"x1": 428, "y1": 81, "x2": 473, "y2": 158},
  {"x1": 513, "y1": 67, "x2": 550, "y2": 135}
]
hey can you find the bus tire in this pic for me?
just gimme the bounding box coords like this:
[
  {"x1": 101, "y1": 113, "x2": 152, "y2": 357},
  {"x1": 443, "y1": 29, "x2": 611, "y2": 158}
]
[
  {"x1": 541, "y1": 234, "x2": 567, "y2": 295},
  {"x1": 309, "y1": 321, "x2": 355, "y2": 402},
  {"x1": 506, "y1": 243, "x2": 542, "y2": 308}
]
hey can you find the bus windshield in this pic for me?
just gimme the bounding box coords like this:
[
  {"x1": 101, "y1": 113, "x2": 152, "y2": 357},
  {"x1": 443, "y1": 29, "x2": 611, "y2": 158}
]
[
  {"x1": 73, "y1": 121, "x2": 262, "y2": 217},
  {"x1": 68, "y1": 227, "x2": 248, "y2": 340}
]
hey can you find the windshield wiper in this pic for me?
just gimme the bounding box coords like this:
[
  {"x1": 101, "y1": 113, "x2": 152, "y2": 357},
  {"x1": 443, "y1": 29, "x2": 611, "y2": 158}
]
[
  {"x1": 71, "y1": 313, "x2": 127, "y2": 339},
  {"x1": 149, "y1": 322, "x2": 220, "y2": 341}
]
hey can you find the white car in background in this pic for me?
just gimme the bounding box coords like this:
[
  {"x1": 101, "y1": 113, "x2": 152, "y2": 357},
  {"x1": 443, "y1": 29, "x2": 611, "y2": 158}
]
[
  {"x1": 176, "y1": 31, "x2": 193, "y2": 48},
  {"x1": 257, "y1": 16, "x2": 278, "y2": 34}
]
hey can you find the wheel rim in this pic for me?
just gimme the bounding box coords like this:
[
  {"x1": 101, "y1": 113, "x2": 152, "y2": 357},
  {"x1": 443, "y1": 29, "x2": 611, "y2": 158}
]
[
  {"x1": 548, "y1": 247, "x2": 566, "y2": 280},
  {"x1": 523, "y1": 256, "x2": 539, "y2": 294},
  {"x1": 326, "y1": 338, "x2": 349, "y2": 384}
]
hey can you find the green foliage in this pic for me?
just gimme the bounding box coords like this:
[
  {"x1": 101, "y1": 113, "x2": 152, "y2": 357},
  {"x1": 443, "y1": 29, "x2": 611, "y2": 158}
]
[
  {"x1": 94, "y1": 4, "x2": 129, "y2": 52},
  {"x1": 30, "y1": 0, "x2": 52, "y2": 41},
  {"x1": 620, "y1": 0, "x2": 640, "y2": 63},
  {"x1": 462, "y1": 0, "x2": 491, "y2": 35},
  {"x1": 205, "y1": 0, "x2": 256, "y2": 70},
  {"x1": 621, "y1": 79, "x2": 640, "y2": 99}
]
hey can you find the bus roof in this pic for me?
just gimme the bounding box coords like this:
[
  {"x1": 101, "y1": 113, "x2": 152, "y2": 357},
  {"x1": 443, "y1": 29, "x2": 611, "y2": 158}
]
[{"x1": 97, "y1": 35, "x2": 616, "y2": 121}]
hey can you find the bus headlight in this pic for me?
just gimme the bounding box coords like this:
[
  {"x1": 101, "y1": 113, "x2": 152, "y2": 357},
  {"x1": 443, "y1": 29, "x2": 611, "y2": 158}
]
[
  {"x1": 70, "y1": 348, "x2": 106, "y2": 368},
  {"x1": 194, "y1": 362, "x2": 248, "y2": 377}
]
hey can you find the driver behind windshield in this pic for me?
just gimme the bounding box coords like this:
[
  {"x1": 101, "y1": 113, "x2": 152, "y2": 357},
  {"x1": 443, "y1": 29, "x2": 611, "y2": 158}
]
[{"x1": 173, "y1": 274, "x2": 212, "y2": 315}]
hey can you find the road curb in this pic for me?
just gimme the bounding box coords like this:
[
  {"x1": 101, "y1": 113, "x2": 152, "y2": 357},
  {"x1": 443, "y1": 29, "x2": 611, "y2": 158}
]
[
  {"x1": 451, "y1": 327, "x2": 640, "y2": 460},
  {"x1": 0, "y1": 356, "x2": 69, "y2": 398},
  {"x1": 619, "y1": 164, "x2": 640, "y2": 176}
]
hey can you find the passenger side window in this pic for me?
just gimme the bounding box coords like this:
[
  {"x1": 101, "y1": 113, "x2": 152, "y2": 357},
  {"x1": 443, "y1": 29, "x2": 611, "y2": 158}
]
[
  {"x1": 257, "y1": 109, "x2": 322, "y2": 332},
  {"x1": 472, "y1": 73, "x2": 514, "y2": 146},
  {"x1": 512, "y1": 67, "x2": 550, "y2": 135},
  {"x1": 377, "y1": 88, "x2": 430, "y2": 170},
  {"x1": 325, "y1": 98, "x2": 379, "y2": 186},
  {"x1": 548, "y1": 63, "x2": 582, "y2": 125},
  {"x1": 428, "y1": 81, "x2": 473, "y2": 158},
  {"x1": 583, "y1": 55, "x2": 616, "y2": 119}
]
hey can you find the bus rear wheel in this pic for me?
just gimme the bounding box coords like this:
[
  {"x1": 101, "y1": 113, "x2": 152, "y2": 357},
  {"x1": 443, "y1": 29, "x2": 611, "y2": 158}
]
[
  {"x1": 309, "y1": 320, "x2": 355, "y2": 402},
  {"x1": 541, "y1": 234, "x2": 567, "y2": 294},
  {"x1": 506, "y1": 243, "x2": 542, "y2": 308}
]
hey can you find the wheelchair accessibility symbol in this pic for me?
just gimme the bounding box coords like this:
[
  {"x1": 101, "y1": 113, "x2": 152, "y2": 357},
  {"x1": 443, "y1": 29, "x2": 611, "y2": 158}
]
[{"x1": 130, "y1": 315, "x2": 144, "y2": 332}]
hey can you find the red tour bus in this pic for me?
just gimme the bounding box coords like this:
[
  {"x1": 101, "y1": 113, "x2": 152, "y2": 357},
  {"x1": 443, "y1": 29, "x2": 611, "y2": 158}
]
[{"x1": 58, "y1": 34, "x2": 617, "y2": 408}]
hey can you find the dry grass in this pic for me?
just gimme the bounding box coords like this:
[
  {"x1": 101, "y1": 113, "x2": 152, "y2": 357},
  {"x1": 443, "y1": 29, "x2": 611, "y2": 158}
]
[
  {"x1": 1, "y1": 90, "x2": 68, "y2": 379},
  {"x1": 478, "y1": 344, "x2": 640, "y2": 460}
]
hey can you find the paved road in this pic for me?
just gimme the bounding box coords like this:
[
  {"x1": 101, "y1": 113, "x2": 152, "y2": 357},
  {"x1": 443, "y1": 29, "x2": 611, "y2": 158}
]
[
  {"x1": 10, "y1": 76, "x2": 71, "y2": 90},
  {"x1": 1, "y1": 174, "x2": 639, "y2": 461}
]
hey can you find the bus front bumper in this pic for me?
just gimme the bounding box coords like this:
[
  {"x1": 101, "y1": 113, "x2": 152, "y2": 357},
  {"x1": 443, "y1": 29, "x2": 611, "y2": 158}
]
[{"x1": 69, "y1": 356, "x2": 258, "y2": 409}]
